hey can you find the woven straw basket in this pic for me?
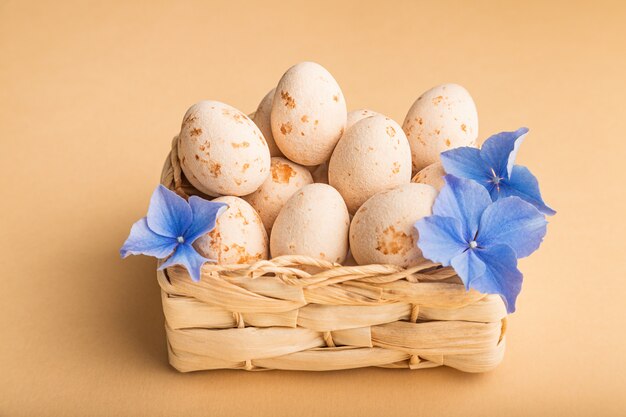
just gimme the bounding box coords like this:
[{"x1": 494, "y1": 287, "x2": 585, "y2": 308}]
[{"x1": 158, "y1": 138, "x2": 508, "y2": 373}]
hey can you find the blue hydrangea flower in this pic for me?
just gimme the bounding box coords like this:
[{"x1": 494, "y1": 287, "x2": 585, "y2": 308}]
[
  {"x1": 414, "y1": 175, "x2": 548, "y2": 313},
  {"x1": 120, "y1": 185, "x2": 227, "y2": 282},
  {"x1": 440, "y1": 128, "x2": 556, "y2": 215}
]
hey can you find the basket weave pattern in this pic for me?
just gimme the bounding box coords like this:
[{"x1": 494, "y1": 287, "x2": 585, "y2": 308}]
[{"x1": 159, "y1": 139, "x2": 507, "y2": 372}]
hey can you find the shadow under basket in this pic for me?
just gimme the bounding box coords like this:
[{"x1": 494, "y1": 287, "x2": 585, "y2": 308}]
[{"x1": 158, "y1": 139, "x2": 508, "y2": 373}]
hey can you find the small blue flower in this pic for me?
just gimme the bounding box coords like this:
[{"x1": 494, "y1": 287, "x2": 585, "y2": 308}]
[
  {"x1": 440, "y1": 128, "x2": 556, "y2": 215},
  {"x1": 120, "y1": 185, "x2": 227, "y2": 282},
  {"x1": 414, "y1": 175, "x2": 548, "y2": 313}
]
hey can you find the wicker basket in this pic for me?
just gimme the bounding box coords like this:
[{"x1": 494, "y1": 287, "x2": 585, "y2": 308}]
[{"x1": 158, "y1": 138, "x2": 508, "y2": 373}]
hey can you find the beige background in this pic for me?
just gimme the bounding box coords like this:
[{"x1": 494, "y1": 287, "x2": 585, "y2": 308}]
[{"x1": 1, "y1": 1, "x2": 625, "y2": 416}]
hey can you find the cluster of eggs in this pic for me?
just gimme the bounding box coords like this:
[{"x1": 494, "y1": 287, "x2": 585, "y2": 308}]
[{"x1": 177, "y1": 62, "x2": 478, "y2": 267}]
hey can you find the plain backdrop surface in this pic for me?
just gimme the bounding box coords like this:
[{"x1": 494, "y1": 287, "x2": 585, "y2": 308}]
[{"x1": 1, "y1": 1, "x2": 625, "y2": 416}]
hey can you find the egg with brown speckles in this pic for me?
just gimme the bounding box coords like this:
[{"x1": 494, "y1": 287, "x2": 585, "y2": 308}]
[
  {"x1": 251, "y1": 88, "x2": 283, "y2": 158},
  {"x1": 178, "y1": 100, "x2": 270, "y2": 196},
  {"x1": 411, "y1": 162, "x2": 446, "y2": 191},
  {"x1": 243, "y1": 157, "x2": 313, "y2": 234},
  {"x1": 270, "y1": 184, "x2": 350, "y2": 263},
  {"x1": 329, "y1": 114, "x2": 412, "y2": 214},
  {"x1": 349, "y1": 183, "x2": 437, "y2": 267},
  {"x1": 402, "y1": 84, "x2": 478, "y2": 173},
  {"x1": 194, "y1": 196, "x2": 268, "y2": 265},
  {"x1": 346, "y1": 109, "x2": 380, "y2": 130},
  {"x1": 271, "y1": 62, "x2": 347, "y2": 166}
]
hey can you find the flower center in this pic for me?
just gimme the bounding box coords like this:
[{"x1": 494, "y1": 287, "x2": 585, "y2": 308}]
[
  {"x1": 469, "y1": 240, "x2": 478, "y2": 249},
  {"x1": 490, "y1": 168, "x2": 502, "y2": 184},
  {"x1": 489, "y1": 168, "x2": 502, "y2": 191},
  {"x1": 177, "y1": 236, "x2": 185, "y2": 244}
]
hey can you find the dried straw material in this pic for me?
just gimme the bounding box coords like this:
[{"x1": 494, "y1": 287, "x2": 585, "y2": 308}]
[{"x1": 159, "y1": 137, "x2": 508, "y2": 373}]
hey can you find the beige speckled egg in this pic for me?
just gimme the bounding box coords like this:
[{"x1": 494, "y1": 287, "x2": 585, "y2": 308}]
[
  {"x1": 270, "y1": 184, "x2": 350, "y2": 263},
  {"x1": 194, "y1": 196, "x2": 268, "y2": 265},
  {"x1": 329, "y1": 115, "x2": 412, "y2": 214},
  {"x1": 346, "y1": 109, "x2": 379, "y2": 130},
  {"x1": 243, "y1": 157, "x2": 313, "y2": 234},
  {"x1": 270, "y1": 62, "x2": 347, "y2": 166},
  {"x1": 402, "y1": 84, "x2": 478, "y2": 172},
  {"x1": 251, "y1": 88, "x2": 283, "y2": 158},
  {"x1": 411, "y1": 162, "x2": 446, "y2": 191},
  {"x1": 350, "y1": 183, "x2": 437, "y2": 267},
  {"x1": 178, "y1": 100, "x2": 271, "y2": 196}
]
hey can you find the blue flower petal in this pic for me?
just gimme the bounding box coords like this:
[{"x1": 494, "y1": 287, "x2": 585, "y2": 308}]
[
  {"x1": 184, "y1": 196, "x2": 229, "y2": 243},
  {"x1": 414, "y1": 215, "x2": 468, "y2": 266},
  {"x1": 147, "y1": 185, "x2": 193, "y2": 238},
  {"x1": 120, "y1": 217, "x2": 178, "y2": 259},
  {"x1": 433, "y1": 175, "x2": 492, "y2": 242},
  {"x1": 472, "y1": 244, "x2": 523, "y2": 313},
  {"x1": 478, "y1": 196, "x2": 547, "y2": 258},
  {"x1": 499, "y1": 165, "x2": 556, "y2": 216},
  {"x1": 440, "y1": 146, "x2": 491, "y2": 184},
  {"x1": 450, "y1": 249, "x2": 486, "y2": 290},
  {"x1": 480, "y1": 128, "x2": 528, "y2": 179},
  {"x1": 157, "y1": 243, "x2": 211, "y2": 282}
]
